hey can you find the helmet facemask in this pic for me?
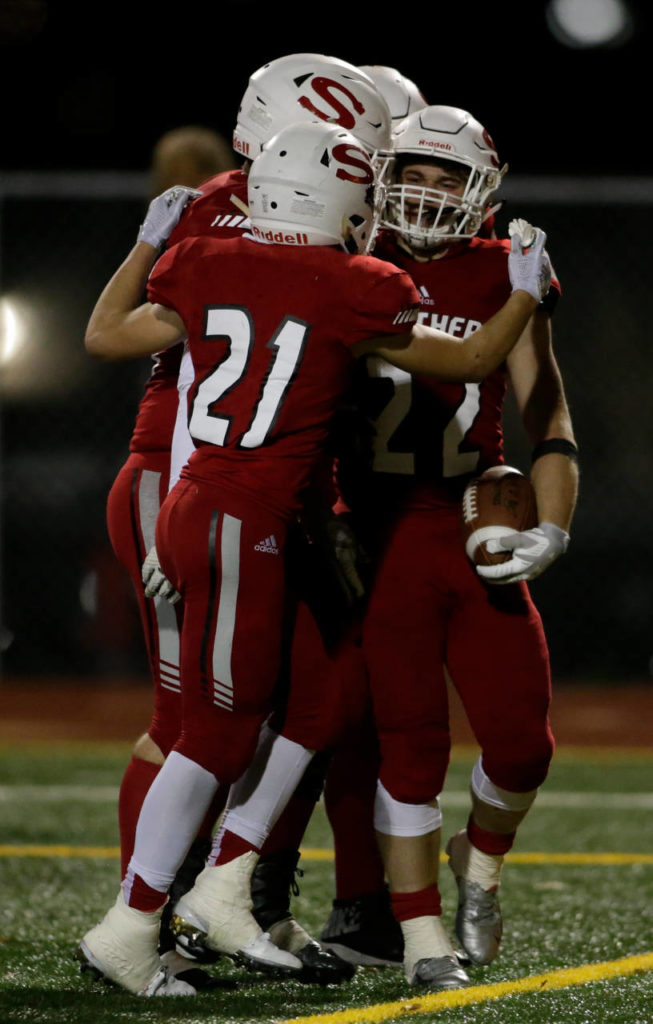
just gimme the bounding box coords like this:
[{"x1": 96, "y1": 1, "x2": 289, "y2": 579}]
[
  {"x1": 378, "y1": 105, "x2": 507, "y2": 253},
  {"x1": 383, "y1": 155, "x2": 505, "y2": 251}
]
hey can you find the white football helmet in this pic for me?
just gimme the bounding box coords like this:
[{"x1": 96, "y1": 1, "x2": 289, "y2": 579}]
[
  {"x1": 358, "y1": 65, "x2": 427, "y2": 125},
  {"x1": 248, "y1": 121, "x2": 379, "y2": 253},
  {"x1": 233, "y1": 53, "x2": 392, "y2": 159},
  {"x1": 380, "y1": 105, "x2": 507, "y2": 250}
]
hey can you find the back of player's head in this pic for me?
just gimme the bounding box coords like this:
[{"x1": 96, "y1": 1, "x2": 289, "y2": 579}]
[
  {"x1": 149, "y1": 125, "x2": 237, "y2": 197},
  {"x1": 233, "y1": 53, "x2": 392, "y2": 160},
  {"x1": 248, "y1": 120, "x2": 378, "y2": 253},
  {"x1": 380, "y1": 104, "x2": 507, "y2": 249},
  {"x1": 357, "y1": 65, "x2": 427, "y2": 125}
]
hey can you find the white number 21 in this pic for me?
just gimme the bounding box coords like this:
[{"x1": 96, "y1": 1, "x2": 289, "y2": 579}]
[{"x1": 189, "y1": 306, "x2": 309, "y2": 449}]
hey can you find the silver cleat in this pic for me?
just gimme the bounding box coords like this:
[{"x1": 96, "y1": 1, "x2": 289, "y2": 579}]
[
  {"x1": 447, "y1": 830, "x2": 503, "y2": 965},
  {"x1": 410, "y1": 955, "x2": 470, "y2": 990},
  {"x1": 453, "y1": 877, "x2": 502, "y2": 965}
]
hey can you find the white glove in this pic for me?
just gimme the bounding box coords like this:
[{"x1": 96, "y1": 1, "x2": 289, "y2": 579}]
[
  {"x1": 137, "y1": 186, "x2": 202, "y2": 249},
  {"x1": 507, "y1": 218, "x2": 552, "y2": 303},
  {"x1": 326, "y1": 517, "x2": 366, "y2": 601},
  {"x1": 142, "y1": 545, "x2": 181, "y2": 604},
  {"x1": 476, "y1": 521, "x2": 569, "y2": 584}
]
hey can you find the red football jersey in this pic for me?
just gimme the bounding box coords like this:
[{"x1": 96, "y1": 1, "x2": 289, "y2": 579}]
[
  {"x1": 168, "y1": 169, "x2": 250, "y2": 246},
  {"x1": 128, "y1": 345, "x2": 183, "y2": 452},
  {"x1": 349, "y1": 231, "x2": 561, "y2": 510},
  {"x1": 147, "y1": 235, "x2": 420, "y2": 517},
  {"x1": 129, "y1": 170, "x2": 251, "y2": 454}
]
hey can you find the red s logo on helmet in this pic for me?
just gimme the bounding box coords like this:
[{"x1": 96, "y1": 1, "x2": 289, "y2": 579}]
[
  {"x1": 482, "y1": 129, "x2": 501, "y2": 168},
  {"x1": 298, "y1": 77, "x2": 365, "y2": 130},
  {"x1": 332, "y1": 144, "x2": 374, "y2": 185}
]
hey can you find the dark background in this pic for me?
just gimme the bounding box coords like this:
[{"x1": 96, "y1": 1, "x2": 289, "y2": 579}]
[
  {"x1": 1, "y1": 0, "x2": 650, "y2": 176},
  {"x1": 1, "y1": 1, "x2": 652, "y2": 684}
]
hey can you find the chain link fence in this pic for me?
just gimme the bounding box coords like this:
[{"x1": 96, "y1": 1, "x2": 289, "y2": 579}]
[{"x1": 1, "y1": 174, "x2": 652, "y2": 682}]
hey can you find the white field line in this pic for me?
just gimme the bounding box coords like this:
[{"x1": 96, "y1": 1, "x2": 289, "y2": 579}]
[{"x1": 0, "y1": 786, "x2": 652, "y2": 809}]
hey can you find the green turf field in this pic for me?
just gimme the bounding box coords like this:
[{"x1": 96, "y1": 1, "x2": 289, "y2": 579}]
[{"x1": 0, "y1": 742, "x2": 652, "y2": 1023}]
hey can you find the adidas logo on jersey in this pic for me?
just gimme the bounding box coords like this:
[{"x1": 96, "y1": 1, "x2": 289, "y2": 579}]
[
  {"x1": 254, "y1": 535, "x2": 279, "y2": 554},
  {"x1": 419, "y1": 285, "x2": 434, "y2": 306}
]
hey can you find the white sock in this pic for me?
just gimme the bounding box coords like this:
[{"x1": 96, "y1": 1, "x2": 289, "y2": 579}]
[
  {"x1": 401, "y1": 916, "x2": 455, "y2": 980},
  {"x1": 212, "y1": 724, "x2": 314, "y2": 854},
  {"x1": 125, "y1": 751, "x2": 218, "y2": 896},
  {"x1": 465, "y1": 841, "x2": 504, "y2": 889}
]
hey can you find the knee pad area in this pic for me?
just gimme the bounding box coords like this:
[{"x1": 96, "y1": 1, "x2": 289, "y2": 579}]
[
  {"x1": 374, "y1": 780, "x2": 442, "y2": 837},
  {"x1": 176, "y1": 712, "x2": 263, "y2": 783}
]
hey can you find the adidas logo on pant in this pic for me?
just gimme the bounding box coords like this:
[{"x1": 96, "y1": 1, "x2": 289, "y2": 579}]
[{"x1": 254, "y1": 535, "x2": 279, "y2": 554}]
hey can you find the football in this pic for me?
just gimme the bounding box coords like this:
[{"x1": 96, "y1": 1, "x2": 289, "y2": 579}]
[{"x1": 461, "y1": 465, "x2": 538, "y2": 566}]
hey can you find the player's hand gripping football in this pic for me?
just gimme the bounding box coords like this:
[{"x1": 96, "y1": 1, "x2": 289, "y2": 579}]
[
  {"x1": 507, "y1": 218, "x2": 552, "y2": 303},
  {"x1": 142, "y1": 545, "x2": 181, "y2": 604},
  {"x1": 137, "y1": 185, "x2": 202, "y2": 249},
  {"x1": 476, "y1": 521, "x2": 569, "y2": 584}
]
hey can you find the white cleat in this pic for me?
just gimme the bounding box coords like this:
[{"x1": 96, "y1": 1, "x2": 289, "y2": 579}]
[
  {"x1": 78, "y1": 892, "x2": 195, "y2": 996},
  {"x1": 171, "y1": 852, "x2": 302, "y2": 976}
]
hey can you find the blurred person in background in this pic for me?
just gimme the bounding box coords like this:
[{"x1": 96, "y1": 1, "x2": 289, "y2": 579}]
[{"x1": 149, "y1": 125, "x2": 237, "y2": 197}]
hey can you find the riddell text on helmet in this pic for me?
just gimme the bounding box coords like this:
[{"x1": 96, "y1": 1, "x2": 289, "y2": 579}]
[
  {"x1": 251, "y1": 226, "x2": 310, "y2": 245},
  {"x1": 417, "y1": 139, "x2": 454, "y2": 151}
]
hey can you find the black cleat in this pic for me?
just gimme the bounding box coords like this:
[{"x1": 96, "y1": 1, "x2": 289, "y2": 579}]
[
  {"x1": 320, "y1": 887, "x2": 404, "y2": 967},
  {"x1": 252, "y1": 849, "x2": 355, "y2": 984}
]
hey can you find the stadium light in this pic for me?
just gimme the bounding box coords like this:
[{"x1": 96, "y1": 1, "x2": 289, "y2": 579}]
[
  {"x1": 546, "y1": 0, "x2": 634, "y2": 48},
  {"x1": 0, "y1": 298, "x2": 25, "y2": 366}
]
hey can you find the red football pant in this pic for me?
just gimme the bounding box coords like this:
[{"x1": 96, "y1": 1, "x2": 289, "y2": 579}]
[
  {"x1": 156, "y1": 478, "x2": 288, "y2": 783},
  {"x1": 363, "y1": 505, "x2": 554, "y2": 804},
  {"x1": 106, "y1": 451, "x2": 182, "y2": 755}
]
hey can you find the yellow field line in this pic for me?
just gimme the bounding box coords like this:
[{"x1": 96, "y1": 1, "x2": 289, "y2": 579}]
[
  {"x1": 301, "y1": 849, "x2": 653, "y2": 866},
  {"x1": 1, "y1": 845, "x2": 653, "y2": 865},
  {"x1": 276, "y1": 952, "x2": 653, "y2": 1024}
]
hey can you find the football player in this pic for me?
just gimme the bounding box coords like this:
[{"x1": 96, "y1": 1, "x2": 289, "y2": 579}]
[
  {"x1": 77, "y1": 119, "x2": 549, "y2": 997},
  {"x1": 106, "y1": 52, "x2": 393, "y2": 986},
  {"x1": 322, "y1": 105, "x2": 578, "y2": 987}
]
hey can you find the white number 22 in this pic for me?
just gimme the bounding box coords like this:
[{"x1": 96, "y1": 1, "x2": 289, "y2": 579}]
[{"x1": 368, "y1": 356, "x2": 482, "y2": 478}]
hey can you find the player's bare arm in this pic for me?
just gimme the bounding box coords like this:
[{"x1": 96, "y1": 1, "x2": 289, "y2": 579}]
[
  {"x1": 85, "y1": 243, "x2": 185, "y2": 360},
  {"x1": 507, "y1": 310, "x2": 579, "y2": 532},
  {"x1": 477, "y1": 309, "x2": 578, "y2": 584},
  {"x1": 355, "y1": 290, "x2": 537, "y2": 382},
  {"x1": 354, "y1": 220, "x2": 550, "y2": 381},
  {"x1": 85, "y1": 186, "x2": 199, "y2": 361}
]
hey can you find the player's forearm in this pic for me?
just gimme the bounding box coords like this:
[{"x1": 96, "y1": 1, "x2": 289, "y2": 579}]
[
  {"x1": 387, "y1": 291, "x2": 538, "y2": 382},
  {"x1": 455, "y1": 291, "x2": 540, "y2": 380},
  {"x1": 530, "y1": 452, "x2": 579, "y2": 532},
  {"x1": 85, "y1": 242, "x2": 159, "y2": 359}
]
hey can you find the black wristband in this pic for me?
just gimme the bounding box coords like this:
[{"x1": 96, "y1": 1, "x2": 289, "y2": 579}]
[{"x1": 531, "y1": 438, "x2": 579, "y2": 464}]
